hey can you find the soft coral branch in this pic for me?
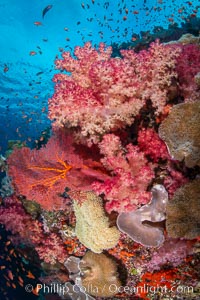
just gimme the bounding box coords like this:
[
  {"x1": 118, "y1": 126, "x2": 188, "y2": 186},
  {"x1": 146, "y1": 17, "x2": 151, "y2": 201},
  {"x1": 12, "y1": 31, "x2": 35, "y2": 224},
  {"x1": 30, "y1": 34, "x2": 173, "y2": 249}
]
[
  {"x1": 92, "y1": 134, "x2": 155, "y2": 213},
  {"x1": 138, "y1": 128, "x2": 170, "y2": 163}
]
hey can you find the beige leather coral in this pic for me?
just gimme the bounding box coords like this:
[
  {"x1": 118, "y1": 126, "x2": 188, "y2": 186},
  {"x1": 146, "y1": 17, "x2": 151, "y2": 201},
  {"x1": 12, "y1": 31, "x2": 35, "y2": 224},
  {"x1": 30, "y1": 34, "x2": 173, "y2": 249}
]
[
  {"x1": 166, "y1": 179, "x2": 200, "y2": 239},
  {"x1": 159, "y1": 101, "x2": 200, "y2": 168}
]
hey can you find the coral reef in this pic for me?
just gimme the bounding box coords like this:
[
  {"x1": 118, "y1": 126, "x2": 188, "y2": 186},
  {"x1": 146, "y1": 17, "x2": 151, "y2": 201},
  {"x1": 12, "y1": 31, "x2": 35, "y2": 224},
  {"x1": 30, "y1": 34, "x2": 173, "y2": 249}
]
[
  {"x1": 166, "y1": 179, "x2": 200, "y2": 239},
  {"x1": 73, "y1": 191, "x2": 120, "y2": 253},
  {"x1": 1, "y1": 37, "x2": 200, "y2": 300},
  {"x1": 159, "y1": 101, "x2": 200, "y2": 168}
]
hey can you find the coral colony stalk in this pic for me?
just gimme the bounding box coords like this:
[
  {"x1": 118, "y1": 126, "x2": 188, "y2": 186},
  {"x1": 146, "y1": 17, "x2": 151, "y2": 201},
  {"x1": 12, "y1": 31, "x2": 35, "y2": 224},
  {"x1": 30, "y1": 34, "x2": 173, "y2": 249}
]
[{"x1": 1, "y1": 36, "x2": 200, "y2": 299}]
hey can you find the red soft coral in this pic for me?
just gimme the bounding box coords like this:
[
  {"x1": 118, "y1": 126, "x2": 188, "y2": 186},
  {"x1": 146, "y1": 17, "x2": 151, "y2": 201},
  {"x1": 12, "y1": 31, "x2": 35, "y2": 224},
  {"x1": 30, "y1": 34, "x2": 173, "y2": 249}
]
[
  {"x1": 138, "y1": 128, "x2": 170, "y2": 163},
  {"x1": 92, "y1": 134, "x2": 155, "y2": 213},
  {"x1": 48, "y1": 41, "x2": 181, "y2": 145}
]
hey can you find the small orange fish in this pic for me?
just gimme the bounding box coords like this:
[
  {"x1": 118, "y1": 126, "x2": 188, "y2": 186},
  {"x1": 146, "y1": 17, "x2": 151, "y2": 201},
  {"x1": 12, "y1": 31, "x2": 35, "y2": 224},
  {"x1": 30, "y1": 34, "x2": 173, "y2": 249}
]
[
  {"x1": 19, "y1": 281, "x2": 23, "y2": 287},
  {"x1": 18, "y1": 276, "x2": 24, "y2": 284},
  {"x1": 26, "y1": 271, "x2": 35, "y2": 279},
  {"x1": 6, "y1": 257, "x2": 11, "y2": 262},
  {"x1": 132, "y1": 37, "x2": 137, "y2": 41},
  {"x1": 29, "y1": 51, "x2": 37, "y2": 56},
  {"x1": 34, "y1": 21, "x2": 42, "y2": 26},
  {"x1": 7, "y1": 270, "x2": 14, "y2": 281},
  {"x1": 0, "y1": 266, "x2": 6, "y2": 270},
  {"x1": 133, "y1": 10, "x2": 139, "y2": 14},
  {"x1": 32, "y1": 286, "x2": 39, "y2": 296},
  {"x1": 9, "y1": 249, "x2": 15, "y2": 255},
  {"x1": 3, "y1": 66, "x2": 9, "y2": 73},
  {"x1": 11, "y1": 283, "x2": 16, "y2": 289}
]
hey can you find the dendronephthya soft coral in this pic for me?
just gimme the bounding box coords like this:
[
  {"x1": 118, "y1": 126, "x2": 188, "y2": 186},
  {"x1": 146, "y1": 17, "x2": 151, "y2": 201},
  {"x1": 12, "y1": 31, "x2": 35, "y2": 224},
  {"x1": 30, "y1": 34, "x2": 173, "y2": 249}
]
[{"x1": 48, "y1": 41, "x2": 181, "y2": 145}]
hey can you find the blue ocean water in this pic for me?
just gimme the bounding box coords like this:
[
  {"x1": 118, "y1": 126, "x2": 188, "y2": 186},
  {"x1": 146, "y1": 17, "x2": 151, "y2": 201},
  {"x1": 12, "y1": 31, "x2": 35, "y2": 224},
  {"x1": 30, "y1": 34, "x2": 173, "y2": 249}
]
[{"x1": 0, "y1": 0, "x2": 199, "y2": 155}]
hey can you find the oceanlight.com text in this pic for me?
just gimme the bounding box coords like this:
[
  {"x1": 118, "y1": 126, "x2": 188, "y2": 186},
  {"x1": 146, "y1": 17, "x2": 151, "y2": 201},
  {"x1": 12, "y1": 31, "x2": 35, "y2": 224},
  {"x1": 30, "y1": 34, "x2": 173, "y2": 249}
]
[{"x1": 25, "y1": 282, "x2": 194, "y2": 297}]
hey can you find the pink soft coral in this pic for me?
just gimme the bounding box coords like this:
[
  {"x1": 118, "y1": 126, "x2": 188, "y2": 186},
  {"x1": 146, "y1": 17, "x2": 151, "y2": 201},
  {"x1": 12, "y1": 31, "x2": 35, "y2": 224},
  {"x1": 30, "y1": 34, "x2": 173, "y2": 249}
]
[
  {"x1": 0, "y1": 195, "x2": 43, "y2": 245},
  {"x1": 92, "y1": 134, "x2": 154, "y2": 213},
  {"x1": 164, "y1": 167, "x2": 188, "y2": 198},
  {"x1": 35, "y1": 233, "x2": 67, "y2": 265},
  {"x1": 176, "y1": 43, "x2": 200, "y2": 102},
  {"x1": 0, "y1": 195, "x2": 67, "y2": 265},
  {"x1": 138, "y1": 128, "x2": 170, "y2": 162},
  {"x1": 48, "y1": 41, "x2": 181, "y2": 145},
  {"x1": 143, "y1": 238, "x2": 194, "y2": 272},
  {"x1": 0, "y1": 195, "x2": 35, "y2": 241},
  {"x1": 0, "y1": 195, "x2": 67, "y2": 264}
]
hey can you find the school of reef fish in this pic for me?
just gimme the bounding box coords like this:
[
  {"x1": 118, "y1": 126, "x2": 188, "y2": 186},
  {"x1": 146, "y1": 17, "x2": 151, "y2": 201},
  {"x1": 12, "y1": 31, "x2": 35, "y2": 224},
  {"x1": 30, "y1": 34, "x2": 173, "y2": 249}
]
[{"x1": 0, "y1": 1, "x2": 200, "y2": 300}]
